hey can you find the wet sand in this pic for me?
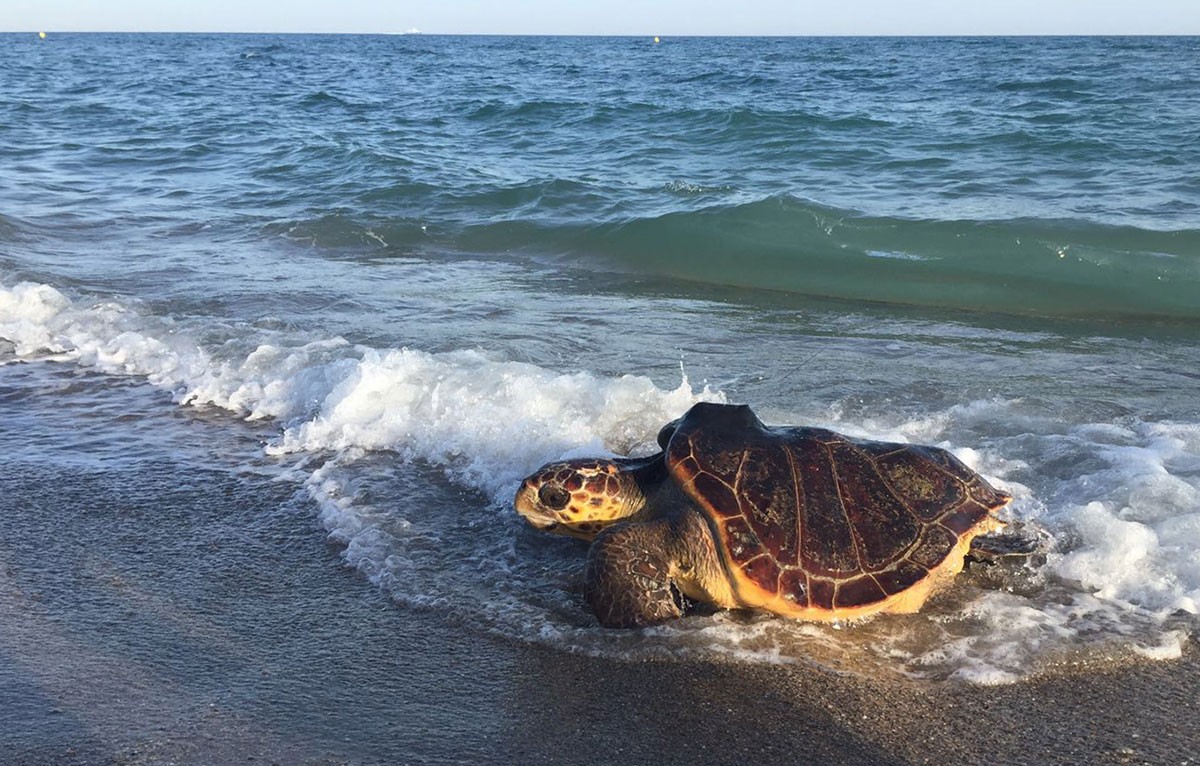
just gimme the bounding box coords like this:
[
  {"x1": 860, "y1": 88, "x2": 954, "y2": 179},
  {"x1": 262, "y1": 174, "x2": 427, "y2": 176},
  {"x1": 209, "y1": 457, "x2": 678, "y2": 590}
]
[{"x1": 2, "y1": 446, "x2": 1196, "y2": 766}]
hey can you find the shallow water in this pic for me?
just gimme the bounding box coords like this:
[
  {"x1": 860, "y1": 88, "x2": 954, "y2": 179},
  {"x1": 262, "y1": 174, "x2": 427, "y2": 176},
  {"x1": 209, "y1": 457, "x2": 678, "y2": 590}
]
[{"x1": 2, "y1": 33, "x2": 1198, "y2": 683}]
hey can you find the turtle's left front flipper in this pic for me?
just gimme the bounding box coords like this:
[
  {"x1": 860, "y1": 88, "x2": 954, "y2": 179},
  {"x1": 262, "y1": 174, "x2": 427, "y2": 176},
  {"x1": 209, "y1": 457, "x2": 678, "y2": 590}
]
[{"x1": 584, "y1": 520, "x2": 685, "y2": 629}]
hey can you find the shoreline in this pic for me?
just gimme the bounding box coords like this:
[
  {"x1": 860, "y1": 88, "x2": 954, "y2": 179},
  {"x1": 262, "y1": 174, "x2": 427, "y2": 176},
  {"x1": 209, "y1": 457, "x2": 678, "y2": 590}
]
[
  {"x1": 3, "y1": 582, "x2": 1196, "y2": 766},
  {"x1": 2, "y1": 459, "x2": 1195, "y2": 766}
]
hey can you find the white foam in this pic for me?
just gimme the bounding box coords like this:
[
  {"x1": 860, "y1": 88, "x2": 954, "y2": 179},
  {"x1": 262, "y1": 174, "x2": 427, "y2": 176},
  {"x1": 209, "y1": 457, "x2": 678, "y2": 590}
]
[
  {"x1": 269, "y1": 347, "x2": 719, "y2": 497},
  {"x1": 0, "y1": 279, "x2": 721, "y2": 497},
  {"x1": 1131, "y1": 630, "x2": 1187, "y2": 661}
]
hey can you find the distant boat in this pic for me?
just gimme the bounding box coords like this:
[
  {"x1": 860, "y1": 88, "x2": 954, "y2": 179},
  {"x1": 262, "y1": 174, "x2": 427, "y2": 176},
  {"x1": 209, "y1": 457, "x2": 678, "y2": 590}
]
[{"x1": 403, "y1": 28, "x2": 422, "y2": 35}]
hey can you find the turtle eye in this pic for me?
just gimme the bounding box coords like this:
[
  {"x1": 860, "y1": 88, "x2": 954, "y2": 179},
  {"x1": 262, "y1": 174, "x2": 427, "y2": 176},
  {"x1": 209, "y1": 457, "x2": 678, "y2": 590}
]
[{"x1": 538, "y1": 484, "x2": 571, "y2": 511}]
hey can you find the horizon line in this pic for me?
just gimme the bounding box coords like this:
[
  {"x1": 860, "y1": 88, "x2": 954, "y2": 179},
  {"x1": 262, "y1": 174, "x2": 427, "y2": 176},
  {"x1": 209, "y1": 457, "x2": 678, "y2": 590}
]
[{"x1": 6, "y1": 30, "x2": 1199, "y2": 37}]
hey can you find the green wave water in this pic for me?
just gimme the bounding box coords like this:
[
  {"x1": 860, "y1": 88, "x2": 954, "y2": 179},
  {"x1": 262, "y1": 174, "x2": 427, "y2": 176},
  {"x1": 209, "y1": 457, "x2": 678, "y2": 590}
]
[
  {"x1": 3, "y1": 34, "x2": 1198, "y2": 326},
  {"x1": 263, "y1": 196, "x2": 1200, "y2": 320},
  {"x1": 572, "y1": 197, "x2": 1200, "y2": 319}
]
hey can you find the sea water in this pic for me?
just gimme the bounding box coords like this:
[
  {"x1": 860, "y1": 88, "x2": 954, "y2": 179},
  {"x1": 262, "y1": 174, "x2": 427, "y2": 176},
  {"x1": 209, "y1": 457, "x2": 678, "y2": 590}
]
[{"x1": 2, "y1": 34, "x2": 1198, "y2": 682}]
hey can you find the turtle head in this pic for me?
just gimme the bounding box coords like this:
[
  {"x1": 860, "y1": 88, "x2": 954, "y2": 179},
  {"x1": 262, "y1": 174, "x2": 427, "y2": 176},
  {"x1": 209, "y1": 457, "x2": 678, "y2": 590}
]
[{"x1": 515, "y1": 458, "x2": 650, "y2": 540}]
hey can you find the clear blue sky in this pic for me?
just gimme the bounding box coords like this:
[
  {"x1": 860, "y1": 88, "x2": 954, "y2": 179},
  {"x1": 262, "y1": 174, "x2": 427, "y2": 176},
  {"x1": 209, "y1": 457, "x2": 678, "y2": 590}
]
[{"x1": 3, "y1": 0, "x2": 1199, "y2": 35}]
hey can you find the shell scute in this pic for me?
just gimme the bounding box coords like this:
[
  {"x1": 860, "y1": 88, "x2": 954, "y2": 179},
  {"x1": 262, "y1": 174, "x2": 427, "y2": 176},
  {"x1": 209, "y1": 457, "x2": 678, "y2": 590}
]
[
  {"x1": 737, "y1": 445, "x2": 800, "y2": 561},
  {"x1": 969, "y1": 480, "x2": 1012, "y2": 508},
  {"x1": 836, "y1": 576, "x2": 888, "y2": 609},
  {"x1": 857, "y1": 440, "x2": 910, "y2": 459},
  {"x1": 940, "y1": 505, "x2": 991, "y2": 535},
  {"x1": 875, "y1": 560, "x2": 931, "y2": 596},
  {"x1": 790, "y1": 439, "x2": 861, "y2": 577},
  {"x1": 722, "y1": 517, "x2": 763, "y2": 560},
  {"x1": 908, "y1": 526, "x2": 960, "y2": 569},
  {"x1": 828, "y1": 441, "x2": 921, "y2": 571},
  {"x1": 808, "y1": 578, "x2": 836, "y2": 609},
  {"x1": 691, "y1": 472, "x2": 741, "y2": 519},
  {"x1": 777, "y1": 569, "x2": 810, "y2": 606},
  {"x1": 739, "y1": 554, "x2": 781, "y2": 592},
  {"x1": 874, "y1": 448, "x2": 967, "y2": 521},
  {"x1": 695, "y1": 442, "x2": 744, "y2": 486}
]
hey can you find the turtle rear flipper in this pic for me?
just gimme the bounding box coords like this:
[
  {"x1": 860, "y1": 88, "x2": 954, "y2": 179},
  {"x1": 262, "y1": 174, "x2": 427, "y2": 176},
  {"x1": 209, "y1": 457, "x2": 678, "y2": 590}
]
[
  {"x1": 965, "y1": 522, "x2": 1049, "y2": 566},
  {"x1": 962, "y1": 523, "x2": 1049, "y2": 596}
]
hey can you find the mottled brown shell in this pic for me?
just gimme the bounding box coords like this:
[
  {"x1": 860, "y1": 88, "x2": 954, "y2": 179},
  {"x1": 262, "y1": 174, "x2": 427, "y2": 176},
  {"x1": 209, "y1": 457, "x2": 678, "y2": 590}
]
[{"x1": 665, "y1": 403, "x2": 1011, "y2": 613}]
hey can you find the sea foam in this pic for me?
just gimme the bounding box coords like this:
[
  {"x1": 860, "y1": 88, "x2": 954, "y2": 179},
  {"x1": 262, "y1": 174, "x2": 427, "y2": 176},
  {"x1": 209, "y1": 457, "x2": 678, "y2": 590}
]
[
  {"x1": 0, "y1": 280, "x2": 720, "y2": 492},
  {"x1": 268, "y1": 346, "x2": 719, "y2": 495}
]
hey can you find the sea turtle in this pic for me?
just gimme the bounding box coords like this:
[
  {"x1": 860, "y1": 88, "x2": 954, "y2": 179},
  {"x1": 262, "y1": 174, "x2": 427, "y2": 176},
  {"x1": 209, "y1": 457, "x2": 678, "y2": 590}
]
[{"x1": 514, "y1": 402, "x2": 1014, "y2": 628}]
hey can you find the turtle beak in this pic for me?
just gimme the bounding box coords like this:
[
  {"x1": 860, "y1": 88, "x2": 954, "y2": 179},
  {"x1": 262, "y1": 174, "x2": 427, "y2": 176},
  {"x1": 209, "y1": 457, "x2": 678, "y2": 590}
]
[{"x1": 514, "y1": 480, "x2": 559, "y2": 530}]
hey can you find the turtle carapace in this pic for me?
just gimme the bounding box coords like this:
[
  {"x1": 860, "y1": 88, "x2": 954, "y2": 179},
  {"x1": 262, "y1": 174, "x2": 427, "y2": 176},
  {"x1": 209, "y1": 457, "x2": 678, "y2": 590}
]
[{"x1": 515, "y1": 402, "x2": 1012, "y2": 628}]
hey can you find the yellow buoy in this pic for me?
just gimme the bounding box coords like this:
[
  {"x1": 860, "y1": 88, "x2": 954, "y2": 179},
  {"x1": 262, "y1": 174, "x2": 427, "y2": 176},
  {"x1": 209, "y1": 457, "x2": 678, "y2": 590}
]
[
  {"x1": 39, "y1": 31, "x2": 47, "y2": 39},
  {"x1": 654, "y1": 36, "x2": 660, "y2": 44}
]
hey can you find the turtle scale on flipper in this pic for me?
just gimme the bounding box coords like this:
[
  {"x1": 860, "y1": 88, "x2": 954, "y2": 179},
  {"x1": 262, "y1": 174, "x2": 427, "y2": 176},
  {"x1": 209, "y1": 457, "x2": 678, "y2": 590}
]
[{"x1": 515, "y1": 402, "x2": 1013, "y2": 628}]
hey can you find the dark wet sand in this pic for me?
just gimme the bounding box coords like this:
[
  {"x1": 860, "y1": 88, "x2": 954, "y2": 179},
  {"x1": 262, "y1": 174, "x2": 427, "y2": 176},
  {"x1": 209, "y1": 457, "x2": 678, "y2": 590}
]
[{"x1": 2, "y1": 445, "x2": 1197, "y2": 766}]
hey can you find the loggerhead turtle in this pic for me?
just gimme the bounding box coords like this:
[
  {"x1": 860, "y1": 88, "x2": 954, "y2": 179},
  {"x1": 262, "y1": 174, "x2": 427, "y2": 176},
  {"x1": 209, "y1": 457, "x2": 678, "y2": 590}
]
[{"x1": 514, "y1": 402, "x2": 1014, "y2": 628}]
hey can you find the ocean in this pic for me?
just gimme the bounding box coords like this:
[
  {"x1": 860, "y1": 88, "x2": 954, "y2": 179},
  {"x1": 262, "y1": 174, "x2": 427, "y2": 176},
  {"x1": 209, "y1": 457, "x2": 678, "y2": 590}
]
[{"x1": 2, "y1": 33, "x2": 1199, "y2": 689}]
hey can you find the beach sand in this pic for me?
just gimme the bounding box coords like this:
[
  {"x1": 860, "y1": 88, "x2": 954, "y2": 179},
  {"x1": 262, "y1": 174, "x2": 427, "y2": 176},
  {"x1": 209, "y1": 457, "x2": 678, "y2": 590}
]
[{"x1": 2, "y1": 451, "x2": 1196, "y2": 766}]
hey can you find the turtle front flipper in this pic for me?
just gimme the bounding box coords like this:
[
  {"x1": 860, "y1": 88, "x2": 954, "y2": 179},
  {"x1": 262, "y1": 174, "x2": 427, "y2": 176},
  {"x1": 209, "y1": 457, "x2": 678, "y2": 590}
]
[{"x1": 584, "y1": 520, "x2": 685, "y2": 628}]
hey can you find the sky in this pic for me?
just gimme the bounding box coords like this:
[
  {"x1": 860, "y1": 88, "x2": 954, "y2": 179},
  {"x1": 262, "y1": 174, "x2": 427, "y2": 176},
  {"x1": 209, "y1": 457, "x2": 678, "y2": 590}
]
[{"x1": 3, "y1": 0, "x2": 1199, "y2": 36}]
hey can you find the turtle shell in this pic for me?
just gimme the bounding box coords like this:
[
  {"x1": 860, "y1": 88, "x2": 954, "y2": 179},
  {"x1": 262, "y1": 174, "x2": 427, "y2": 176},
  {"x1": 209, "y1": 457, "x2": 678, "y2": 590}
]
[{"x1": 664, "y1": 403, "x2": 1010, "y2": 618}]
